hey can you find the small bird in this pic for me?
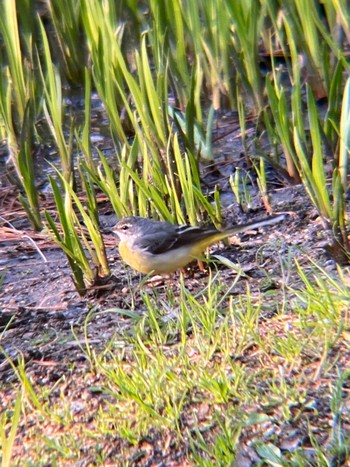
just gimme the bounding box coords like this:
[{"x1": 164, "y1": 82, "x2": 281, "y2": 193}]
[{"x1": 113, "y1": 214, "x2": 286, "y2": 275}]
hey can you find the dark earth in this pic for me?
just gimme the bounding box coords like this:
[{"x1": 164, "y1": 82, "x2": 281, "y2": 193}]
[{"x1": 1, "y1": 116, "x2": 350, "y2": 465}]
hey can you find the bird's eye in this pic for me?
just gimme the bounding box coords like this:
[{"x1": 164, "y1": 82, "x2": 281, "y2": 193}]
[{"x1": 120, "y1": 224, "x2": 130, "y2": 231}]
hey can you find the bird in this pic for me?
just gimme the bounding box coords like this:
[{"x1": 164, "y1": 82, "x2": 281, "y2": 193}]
[{"x1": 113, "y1": 214, "x2": 286, "y2": 275}]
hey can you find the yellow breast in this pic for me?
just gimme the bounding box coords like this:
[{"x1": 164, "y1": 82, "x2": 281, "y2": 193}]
[{"x1": 118, "y1": 240, "x2": 207, "y2": 274}]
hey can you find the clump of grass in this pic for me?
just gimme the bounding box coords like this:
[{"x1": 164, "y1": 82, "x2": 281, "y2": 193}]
[
  {"x1": 2, "y1": 0, "x2": 350, "y2": 280},
  {"x1": 293, "y1": 79, "x2": 350, "y2": 261},
  {"x1": 46, "y1": 0, "x2": 85, "y2": 84},
  {"x1": 38, "y1": 18, "x2": 73, "y2": 184},
  {"x1": 2, "y1": 256, "x2": 350, "y2": 463},
  {"x1": 45, "y1": 168, "x2": 110, "y2": 295},
  {"x1": 0, "y1": 0, "x2": 42, "y2": 230},
  {"x1": 2, "y1": 2, "x2": 350, "y2": 464}
]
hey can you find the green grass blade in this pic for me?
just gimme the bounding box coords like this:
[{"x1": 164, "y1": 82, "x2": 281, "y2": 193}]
[
  {"x1": 0, "y1": 390, "x2": 22, "y2": 467},
  {"x1": 306, "y1": 85, "x2": 331, "y2": 217},
  {"x1": 338, "y1": 77, "x2": 350, "y2": 190}
]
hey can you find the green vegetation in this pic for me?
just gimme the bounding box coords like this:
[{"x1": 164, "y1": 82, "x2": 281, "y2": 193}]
[
  {"x1": 0, "y1": 0, "x2": 349, "y2": 288},
  {"x1": 1, "y1": 0, "x2": 350, "y2": 464},
  {"x1": 1, "y1": 262, "x2": 350, "y2": 464}
]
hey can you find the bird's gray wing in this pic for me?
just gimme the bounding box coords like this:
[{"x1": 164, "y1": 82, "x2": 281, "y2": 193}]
[
  {"x1": 137, "y1": 230, "x2": 180, "y2": 255},
  {"x1": 138, "y1": 225, "x2": 219, "y2": 254}
]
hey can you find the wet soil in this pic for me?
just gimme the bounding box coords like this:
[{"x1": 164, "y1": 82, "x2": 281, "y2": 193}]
[
  {"x1": 1, "y1": 117, "x2": 350, "y2": 465},
  {"x1": 2, "y1": 181, "x2": 349, "y2": 465}
]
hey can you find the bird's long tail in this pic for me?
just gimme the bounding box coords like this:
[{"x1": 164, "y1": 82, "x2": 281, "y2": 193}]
[{"x1": 223, "y1": 213, "x2": 287, "y2": 237}]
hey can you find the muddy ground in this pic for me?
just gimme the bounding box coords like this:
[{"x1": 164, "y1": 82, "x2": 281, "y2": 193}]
[
  {"x1": 1, "y1": 115, "x2": 350, "y2": 465},
  {"x1": 2, "y1": 180, "x2": 350, "y2": 465}
]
